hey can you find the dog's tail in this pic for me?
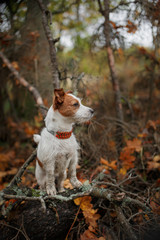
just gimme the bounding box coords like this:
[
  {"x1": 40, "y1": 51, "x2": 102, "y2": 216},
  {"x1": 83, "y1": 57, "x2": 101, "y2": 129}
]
[{"x1": 33, "y1": 134, "x2": 41, "y2": 144}]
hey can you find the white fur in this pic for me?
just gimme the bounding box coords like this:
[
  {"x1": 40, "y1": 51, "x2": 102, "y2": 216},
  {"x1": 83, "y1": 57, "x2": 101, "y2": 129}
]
[
  {"x1": 34, "y1": 94, "x2": 93, "y2": 195},
  {"x1": 33, "y1": 134, "x2": 41, "y2": 144}
]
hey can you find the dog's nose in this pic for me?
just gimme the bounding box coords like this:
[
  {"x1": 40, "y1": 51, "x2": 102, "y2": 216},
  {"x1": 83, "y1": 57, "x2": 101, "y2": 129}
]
[{"x1": 90, "y1": 108, "x2": 94, "y2": 115}]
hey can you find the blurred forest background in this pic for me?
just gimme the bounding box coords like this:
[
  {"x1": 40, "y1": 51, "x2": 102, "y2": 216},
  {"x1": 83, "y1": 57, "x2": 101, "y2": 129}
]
[{"x1": 0, "y1": 0, "x2": 160, "y2": 239}]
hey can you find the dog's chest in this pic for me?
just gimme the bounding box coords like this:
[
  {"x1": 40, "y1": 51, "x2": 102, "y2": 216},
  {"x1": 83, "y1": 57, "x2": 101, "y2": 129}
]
[{"x1": 54, "y1": 152, "x2": 72, "y2": 173}]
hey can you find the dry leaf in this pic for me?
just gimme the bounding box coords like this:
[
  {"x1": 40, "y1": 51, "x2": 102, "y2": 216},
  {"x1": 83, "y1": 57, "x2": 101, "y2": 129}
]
[
  {"x1": 12, "y1": 61, "x2": 19, "y2": 70},
  {"x1": 126, "y1": 138, "x2": 142, "y2": 152},
  {"x1": 63, "y1": 179, "x2": 73, "y2": 189},
  {"x1": 80, "y1": 229, "x2": 97, "y2": 240},
  {"x1": 100, "y1": 158, "x2": 117, "y2": 170}
]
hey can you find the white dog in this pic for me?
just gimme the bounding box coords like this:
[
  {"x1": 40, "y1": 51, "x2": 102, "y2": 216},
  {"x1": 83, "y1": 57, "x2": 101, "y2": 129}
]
[{"x1": 33, "y1": 88, "x2": 94, "y2": 195}]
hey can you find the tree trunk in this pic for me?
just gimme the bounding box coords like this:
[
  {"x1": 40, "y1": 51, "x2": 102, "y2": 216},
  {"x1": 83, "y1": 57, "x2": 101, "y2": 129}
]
[
  {"x1": 103, "y1": 0, "x2": 124, "y2": 149},
  {"x1": 18, "y1": 0, "x2": 53, "y2": 102},
  {"x1": 0, "y1": 200, "x2": 78, "y2": 240}
]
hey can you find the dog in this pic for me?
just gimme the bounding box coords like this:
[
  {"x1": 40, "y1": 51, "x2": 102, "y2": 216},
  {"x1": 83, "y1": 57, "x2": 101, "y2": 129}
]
[{"x1": 33, "y1": 88, "x2": 94, "y2": 195}]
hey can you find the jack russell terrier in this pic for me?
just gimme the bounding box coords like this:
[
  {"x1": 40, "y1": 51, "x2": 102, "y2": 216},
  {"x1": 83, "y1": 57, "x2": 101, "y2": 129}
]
[{"x1": 33, "y1": 88, "x2": 94, "y2": 195}]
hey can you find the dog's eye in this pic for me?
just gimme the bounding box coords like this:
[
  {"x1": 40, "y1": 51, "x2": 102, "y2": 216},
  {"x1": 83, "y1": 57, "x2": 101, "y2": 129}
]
[{"x1": 73, "y1": 102, "x2": 79, "y2": 107}]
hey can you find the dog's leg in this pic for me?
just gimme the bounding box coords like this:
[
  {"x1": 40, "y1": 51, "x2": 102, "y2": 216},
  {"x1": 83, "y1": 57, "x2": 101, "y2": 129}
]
[
  {"x1": 35, "y1": 161, "x2": 46, "y2": 190},
  {"x1": 57, "y1": 170, "x2": 66, "y2": 193},
  {"x1": 45, "y1": 161, "x2": 57, "y2": 195},
  {"x1": 68, "y1": 151, "x2": 82, "y2": 188}
]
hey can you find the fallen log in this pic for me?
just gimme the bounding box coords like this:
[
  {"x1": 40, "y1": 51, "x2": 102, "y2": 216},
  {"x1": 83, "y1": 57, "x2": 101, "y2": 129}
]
[
  {"x1": 0, "y1": 196, "x2": 78, "y2": 240},
  {"x1": 0, "y1": 151, "x2": 159, "y2": 240}
]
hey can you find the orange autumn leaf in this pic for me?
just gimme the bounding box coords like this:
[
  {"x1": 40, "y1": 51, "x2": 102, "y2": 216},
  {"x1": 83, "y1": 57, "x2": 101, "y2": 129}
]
[
  {"x1": 119, "y1": 138, "x2": 142, "y2": 170},
  {"x1": 89, "y1": 166, "x2": 109, "y2": 181},
  {"x1": 119, "y1": 167, "x2": 127, "y2": 176},
  {"x1": 126, "y1": 20, "x2": 137, "y2": 33},
  {"x1": 147, "y1": 155, "x2": 160, "y2": 170},
  {"x1": 153, "y1": 155, "x2": 160, "y2": 162},
  {"x1": 63, "y1": 179, "x2": 73, "y2": 189},
  {"x1": 147, "y1": 161, "x2": 160, "y2": 170},
  {"x1": 74, "y1": 196, "x2": 92, "y2": 207},
  {"x1": 126, "y1": 138, "x2": 142, "y2": 152},
  {"x1": 118, "y1": 48, "x2": 124, "y2": 58},
  {"x1": 5, "y1": 199, "x2": 17, "y2": 208},
  {"x1": 12, "y1": 61, "x2": 19, "y2": 70},
  {"x1": 100, "y1": 158, "x2": 117, "y2": 170},
  {"x1": 80, "y1": 229, "x2": 97, "y2": 240},
  {"x1": 74, "y1": 196, "x2": 100, "y2": 235},
  {"x1": 119, "y1": 149, "x2": 135, "y2": 162},
  {"x1": 150, "y1": 198, "x2": 160, "y2": 215},
  {"x1": 110, "y1": 211, "x2": 117, "y2": 218},
  {"x1": 110, "y1": 20, "x2": 117, "y2": 29},
  {"x1": 24, "y1": 125, "x2": 37, "y2": 136}
]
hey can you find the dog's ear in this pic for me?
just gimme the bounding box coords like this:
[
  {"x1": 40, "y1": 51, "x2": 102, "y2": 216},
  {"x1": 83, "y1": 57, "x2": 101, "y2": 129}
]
[
  {"x1": 53, "y1": 88, "x2": 65, "y2": 109},
  {"x1": 66, "y1": 90, "x2": 73, "y2": 94}
]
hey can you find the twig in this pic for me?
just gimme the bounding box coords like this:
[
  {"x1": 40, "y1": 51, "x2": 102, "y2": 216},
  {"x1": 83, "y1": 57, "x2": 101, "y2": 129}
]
[
  {"x1": 90, "y1": 187, "x2": 150, "y2": 211},
  {"x1": 115, "y1": 205, "x2": 138, "y2": 240},
  {"x1": 0, "y1": 222, "x2": 30, "y2": 240},
  {"x1": 8, "y1": 150, "x2": 37, "y2": 187},
  {"x1": 97, "y1": 0, "x2": 104, "y2": 15},
  {"x1": 65, "y1": 204, "x2": 81, "y2": 240},
  {"x1": 0, "y1": 51, "x2": 46, "y2": 117},
  {"x1": 39, "y1": 197, "x2": 46, "y2": 213},
  {"x1": 36, "y1": 0, "x2": 60, "y2": 89},
  {"x1": 2, "y1": 188, "x2": 91, "y2": 203},
  {"x1": 3, "y1": 193, "x2": 47, "y2": 212},
  {"x1": 124, "y1": 197, "x2": 151, "y2": 212},
  {"x1": 128, "y1": 211, "x2": 144, "y2": 222},
  {"x1": 94, "y1": 181, "x2": 146, "y2": 203},
  {"x1": 51, "y1": 1, "x2": 77, "y2": 15}
]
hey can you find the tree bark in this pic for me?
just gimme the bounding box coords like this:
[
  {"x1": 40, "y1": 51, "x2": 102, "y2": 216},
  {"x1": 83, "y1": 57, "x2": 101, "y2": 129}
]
[
  {"x1": 18, "y1": 0, "x2": 54, "y2": 101},
  {"x1": 37, "y1": 0, "x2": 60, "y2": 89},
  {"x1": 0, "y1": 200, "x2": 78, "y2": 240},
  {"x1": 103, "y1": 0, "x2": 124, "y2": 149}
]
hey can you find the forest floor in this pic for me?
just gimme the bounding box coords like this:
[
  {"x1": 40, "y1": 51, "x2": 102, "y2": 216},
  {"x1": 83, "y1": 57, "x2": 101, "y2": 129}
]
[{"x1": 0, "y1": 86, "x2": 160, "y2": 240}]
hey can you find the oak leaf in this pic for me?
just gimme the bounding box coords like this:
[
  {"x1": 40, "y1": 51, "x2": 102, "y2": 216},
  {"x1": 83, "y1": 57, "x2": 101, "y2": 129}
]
[
  {"x1": 126, "y1": 138, "x2": 142, "y2": 152},
  {"x1": 100, "y1": 158, "x2": 117, "y2": 170},
  {"x1": 80, "y1": 229, "x2": 97, "y2": 240}
]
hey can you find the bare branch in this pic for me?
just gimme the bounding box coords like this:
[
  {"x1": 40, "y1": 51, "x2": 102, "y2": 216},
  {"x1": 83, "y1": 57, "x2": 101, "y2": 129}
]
[
  {"x1": 8, "y1": 150, "x2": 37, "y2": 187},
  {"x1": 0, "y1": 51, "x2": 47, "y2": 117},
  {"x1": 36, "y1": 0, "x2": 60, "y2": 89},
  {"x1": 52, "y1": 1, "x2": 77, "y2": 15},
  {"x1": 115, "y1": 205, "x2": 138, "y2": 240},
  {"x1": 97, "y1": 0, "x2": 104, "y2": 15}
]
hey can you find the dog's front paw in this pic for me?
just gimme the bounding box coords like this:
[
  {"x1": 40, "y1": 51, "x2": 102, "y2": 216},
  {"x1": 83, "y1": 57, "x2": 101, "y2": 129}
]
[
  {"x1": 58, "y1": 187, "x2": 65, "y2": 193},
  {"x1": 46, "y1": 186, "x2": 57, "y2": 195},
  {"x1": 70, "y1": 178, "x2": 82, "y2": 188}
]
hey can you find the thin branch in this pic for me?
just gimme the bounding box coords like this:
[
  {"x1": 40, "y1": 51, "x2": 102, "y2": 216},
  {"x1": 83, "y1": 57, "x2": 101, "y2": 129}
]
[
  {"x1": 128, "y1": 211, "x2": 144, "y2": 222},
  {"x1": 97, "y1": 0, "x2": 104, "y2": 15},
  {"x1": 52, "y1": 1, "x2": 77, "y2": 15},
  {"x1": 0, "y1": 222, "x2": 30, "y2": 240},
  {"x1": 110, "y1": 0, "x2": 138, "y2": 12},
  {"x1": 0, "y1": 51, "x2": 47, "y2": 117},
  {"x1": 8, "y1": 150, "x2": 37, "y2": 187},
  {"x1": 36, "y1": 0, "x2": 60, "y2": 89},
  {"x1": 115, "y1": 205, "x2": 138, "y2": 240},
  {"x1": 65, "y1": 204, "x2": 81, "y2": 240}
]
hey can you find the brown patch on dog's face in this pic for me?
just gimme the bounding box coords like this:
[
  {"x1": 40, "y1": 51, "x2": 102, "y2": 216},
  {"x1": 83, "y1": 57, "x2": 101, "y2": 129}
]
[{"x1": 53, "y1": 89, "x2": 80, "y2": 117}]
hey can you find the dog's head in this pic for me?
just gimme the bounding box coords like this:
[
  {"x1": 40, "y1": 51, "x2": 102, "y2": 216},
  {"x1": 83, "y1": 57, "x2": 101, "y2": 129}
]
[{"x1": 53, "y1": 88, "x2": 94, "y2": 123}]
